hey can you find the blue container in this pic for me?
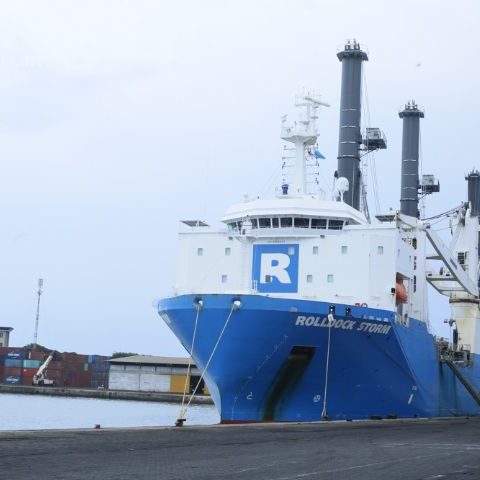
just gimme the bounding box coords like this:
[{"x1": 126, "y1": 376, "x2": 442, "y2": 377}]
[
  {"x1": 5, "y1": 359, "x2": 22, "y2": 368},
  {"x1": 23, "y1": 359, "x2": 42, "y2": 369},
  {"x1": 6, "y1": 351, "x2": 25, "y2": 360},
  {"x1": 92, "y1": 363, "x2": 107, "y2": 372},
  {"x1": 4, "y1": 375, "x2": 21, "y2": 384}
]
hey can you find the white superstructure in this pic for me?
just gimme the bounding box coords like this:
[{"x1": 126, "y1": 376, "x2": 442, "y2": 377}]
[{"x1": 172, "y1": 95, "x2": 429, "y2": 326}]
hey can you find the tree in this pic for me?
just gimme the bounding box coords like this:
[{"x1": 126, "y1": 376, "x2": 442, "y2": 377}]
[
  {"x1": 23, "y1": 343, "x2": 51, "y2": 353},
  {"x1": 110, "y1": 352, "x2": 139, "y2": 359}
]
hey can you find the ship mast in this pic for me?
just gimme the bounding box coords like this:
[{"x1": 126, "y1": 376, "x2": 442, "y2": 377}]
[{"x1": 280, "y1": 94, "x2": 329, "y2": 196}]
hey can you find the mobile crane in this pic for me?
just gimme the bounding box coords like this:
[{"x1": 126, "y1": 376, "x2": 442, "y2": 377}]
[{"x1": 32, "y1": 351, "x2": 56, "y2": 386}]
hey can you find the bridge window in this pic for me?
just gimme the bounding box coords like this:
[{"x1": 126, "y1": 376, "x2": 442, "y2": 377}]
[
  {"x1": 272, "y1": 218, "x2": 279, "y2": 228},
  {"x1": 294, "y1": 217, "x2": 310, "y2": 228},
  {"x1": 377, "y1": 246, "x2": 384, "y2": 255},
  {"x1": 259, "y1": 218, "x2": 271, "y2": 228},
  {"x1": 328, "y1": 220, "x2": 344, "y2": 230},
  {"x1": 281, "y1": 217, "x2": 293, "y2": 227},
  {"x1": 306, "y1": 274, "x2": 313, "y2": 283},
  {"x1": 251, "y1": 219, "x2": 258, "y2": 229},
  {"x1": 311, "y1": 218, "x2": 327, "y2": 229},
  {"x1": 221, "y1": 274, "x2": 228, "y2": 283},
  {"x1": 313, "y1": 246, "x2": 319, "y2": 255}
]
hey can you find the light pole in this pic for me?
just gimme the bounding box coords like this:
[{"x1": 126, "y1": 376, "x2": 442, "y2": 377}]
[{"x1": 33, "y1": 278, "x2": 44, "y2": 351}]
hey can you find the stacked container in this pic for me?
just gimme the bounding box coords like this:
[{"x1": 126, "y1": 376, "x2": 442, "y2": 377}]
[
  {"x1": 90, "y1": 355, "x2": 109, "y2": 389},
  {"x1": 3, "y1": 349, "x2": 25, "y2": 384},
  {"x1": 21, "y1": 359, "x2": 42, "y2": 385},
  {"x1": 0, "y1": 348, "x2": 110, "y2": 389}
]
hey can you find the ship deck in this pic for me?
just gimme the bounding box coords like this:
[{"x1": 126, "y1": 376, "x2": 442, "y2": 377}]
[{"x1": 1, "y1": 417, "x2": 479, "y2": 479}]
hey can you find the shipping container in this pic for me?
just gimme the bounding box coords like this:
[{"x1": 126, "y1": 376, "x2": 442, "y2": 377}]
[
  {"x1": 4, "y1": 375, "x2": 21, "y2": 384},
  {"x1": 92, "y1": 363, "x2": 109, "y2": 372},
  {"x1": 5, "y1": 358, "x2": 22, "y2": 368},
  {"x1": 6, "y1": 350, "x2": 25, "y2": 360},
  {"x1": 21, "y1": 375, "x2": 35, "y2": 386},
  {"x1": 23, "y1": 359, "x2": 42, "y2": 369},
  {"x1": 4, "y1": 366, "x2": 22, "y2": 377},
  {"x1": 49, "y1": 360, "x2": 62, "y2": 370},
  {"x1": 28, "y1": 351, "x2": 46, "y2": 361}
]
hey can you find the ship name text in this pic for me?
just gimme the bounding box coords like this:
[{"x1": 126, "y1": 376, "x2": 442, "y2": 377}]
[{"x1": 295, "y1": 316, "x2": 391, "y2": 335}]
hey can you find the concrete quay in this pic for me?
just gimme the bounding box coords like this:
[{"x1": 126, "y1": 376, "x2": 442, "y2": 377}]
[
  {"x1": 1, "y1": 417, "x2": 479, "y2": 479},
  {"x1": 0, "y1": 384, "x2": 213, "y2": 404}
]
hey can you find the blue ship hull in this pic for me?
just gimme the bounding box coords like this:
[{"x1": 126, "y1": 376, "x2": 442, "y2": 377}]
[{"x1": 158, "y1": 294, "x2": 480, "y2": 422}]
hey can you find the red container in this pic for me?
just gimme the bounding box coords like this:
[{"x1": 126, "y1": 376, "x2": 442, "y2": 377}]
[
  {"x1": 45, "y1": 371, "x2": 63, "y2": 386},
  {"x1": 49, "y1": 360, "x2": 62, "y2": 371},
  {"x1": 45, "y1": 366, "x2": 62, "y2": 375},
  {"x1": 28, "y1": 351, "x2": 46, "y2": 361},
  {"x1": 21, "y1": 376, "x2": 34, "y2": 386},
  {"x1": 4, "y1": 366, "x2": 21, "y2": 377},
  {"x1": 78, "y1": 372, "x2": 93, "y2": 388}
]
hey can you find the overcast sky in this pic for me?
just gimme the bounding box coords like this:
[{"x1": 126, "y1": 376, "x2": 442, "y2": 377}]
[{"x1": 0, "y1": 0, "x2": 478, "y2": 355}]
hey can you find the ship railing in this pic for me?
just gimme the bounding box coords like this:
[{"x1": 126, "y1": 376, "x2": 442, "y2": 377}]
[{"x1": 229, "y1": 227, "x2": 342, "y2": 238}]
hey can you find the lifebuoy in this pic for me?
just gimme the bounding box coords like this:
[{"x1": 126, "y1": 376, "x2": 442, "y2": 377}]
[{"x1": 361, "y1": 302, "x2": 368, "y2": 308}]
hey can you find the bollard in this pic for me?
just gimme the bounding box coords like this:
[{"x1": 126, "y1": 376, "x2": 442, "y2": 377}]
[{"x1": 175, "y1": 418, "x2": 186, "y2": 427}]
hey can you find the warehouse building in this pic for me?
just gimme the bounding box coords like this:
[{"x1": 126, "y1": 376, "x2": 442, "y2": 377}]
[{"x1": 108, "y1": 355, "x2": 208, "y2": 395}]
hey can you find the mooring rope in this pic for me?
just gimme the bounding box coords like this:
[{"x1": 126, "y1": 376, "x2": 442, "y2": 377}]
[
  {"x1": 177, "y1": 303, "x2": 201, "y2": 423},
  {"x1": 321, "y1": 314, "x2": 334, "y2": 420},
  {"x1": 181, "y1": 302, "x2": 237, "y2": 419}
]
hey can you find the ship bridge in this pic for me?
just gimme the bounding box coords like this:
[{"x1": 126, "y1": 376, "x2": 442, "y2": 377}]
[{"x1": 222, "y1": 196, "x2": 368, "y2": 236}]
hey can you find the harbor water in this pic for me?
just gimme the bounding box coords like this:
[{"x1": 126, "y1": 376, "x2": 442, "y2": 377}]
[{"x1": 0, "y1": 393, "x2": 219, "y2": 430}]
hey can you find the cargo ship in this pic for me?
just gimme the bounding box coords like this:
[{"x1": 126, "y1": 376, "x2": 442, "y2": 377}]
[{"x1": 158, "y1": 40, "x2": 480, "y2": 422}]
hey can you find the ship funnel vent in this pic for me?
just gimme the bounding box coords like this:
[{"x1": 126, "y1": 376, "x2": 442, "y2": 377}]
[{"x1": 466, "y1": 169, "x2": 480, "y2": 217}]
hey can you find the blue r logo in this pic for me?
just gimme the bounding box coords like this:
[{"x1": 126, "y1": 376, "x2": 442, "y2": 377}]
[{"x1": 252, "y1": 244, "x2": 299, "y2": 293}]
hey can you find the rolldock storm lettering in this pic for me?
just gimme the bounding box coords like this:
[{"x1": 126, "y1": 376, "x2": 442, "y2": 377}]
[{"x1": 295, "y1": 315, "x2": 391, "y2": 335}]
